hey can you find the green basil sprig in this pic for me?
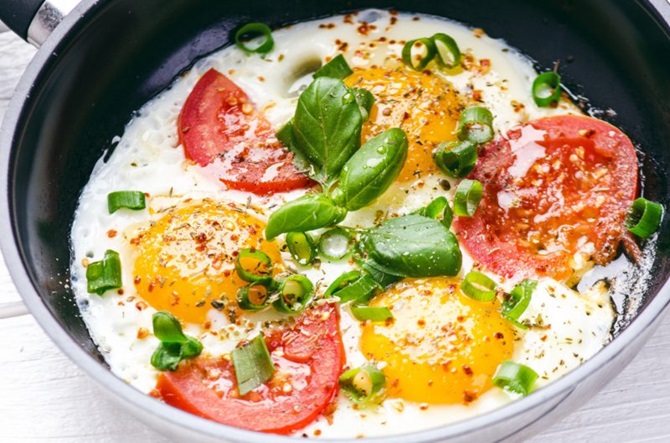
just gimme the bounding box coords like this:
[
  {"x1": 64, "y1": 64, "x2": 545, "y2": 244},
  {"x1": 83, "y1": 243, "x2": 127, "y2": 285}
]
[
  {"x1": 265, "y1": 194, "x2": 347, "y2": 240},
  {"x1": 291, "y1": 77, "x2": 363, "y2": 183},
  {"x1": 361, "y1": 214, "x2": 462, "y2": 278},
  {"x1": 150, "y1": 311, "x2": 203, "y2": 371},
  {"x1": 331, "y1": 128, "x2": 408, "y2": 211}
]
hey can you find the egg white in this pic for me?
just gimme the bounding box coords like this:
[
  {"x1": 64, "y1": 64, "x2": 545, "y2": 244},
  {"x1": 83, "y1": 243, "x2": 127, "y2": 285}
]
[{"x1": 70, "y1": 9, "x2": 614, "y2": 439}]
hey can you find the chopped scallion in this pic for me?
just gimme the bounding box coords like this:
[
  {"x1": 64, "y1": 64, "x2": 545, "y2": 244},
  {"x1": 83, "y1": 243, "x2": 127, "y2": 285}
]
[
  {"x1": 457, "y1": 106, "x2": 494, "y2": 144},
  {"x1": 350, "y1": 305, "x2": 393, "y2": 322},
  {"x1": 107, "y1": 190, "x2": 146, "y2": 214},
  {"x1": 235, "y1": 248, "x2": 272, "y2": 282},
  {"x1": 432, "y1": 33, "x2": 461, "y2": 69},
  {"x1": 318, "y1": 227, "x2": 354, "y2": 260},
  {"x1": 454, "y1": 179, "x2": 483, "y2": 217},
  {"x1": 492, "y1": 361, "x2": 538, "y2": 396},
  {"x1": 325, "y1": 271, "x2": 381, "y2": 304},
  {"x1": 433, "y1": 140, "x2": 477, "y2": 178},
  {"x1": 286, "y1": 232, "x2": 316, "y2": 266},
  {"x1": 232, "y1": 334, "x2": 275, "y2": 396},
  {"x1": 626, "y1": 197, "x2": 663, "y2": 240},
  {"x1": 532, "y1": 72, "x2": 561, "y2": 107},
  {"x1": 237, "y1": 278, "x2": 276, "y2": 311},
  {"x1": 234, "y1": 22, "x2": 274, "y2": 55},
  {"x1": 86, "y1": 249, "x2": 122, "y2": 295},
  {"x1": 339, "y1": 364, "x2": 386, "y2": 404},
  {"x1": 402, "y1": 37, "x2": 437, "y2": 71},
  {"x1": 273, "y1": 275, "x2": 314, "y2": 314},
  {"x1": 461, "y1": 270, "x2": 496, "y2": 302},
  {"x1": 503, "y1": 279, "x2": 537, "y2": 329}
]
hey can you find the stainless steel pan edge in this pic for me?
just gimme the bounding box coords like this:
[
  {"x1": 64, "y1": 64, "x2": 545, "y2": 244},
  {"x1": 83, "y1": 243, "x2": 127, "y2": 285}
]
[{"x1": 1, "y1": 1, "x2": 670, "y2": 441}]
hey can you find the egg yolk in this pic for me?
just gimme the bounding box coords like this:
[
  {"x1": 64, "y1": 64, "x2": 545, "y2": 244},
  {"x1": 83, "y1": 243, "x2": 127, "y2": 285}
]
[
  {"x1": 346, "y1": 65, "x2": 461, "y2": 182},
  {"x1": 360, "y1": 277, "x2": 514, "y2": 404},
  {"x1": 132, "y1": 199, "x2": 282, "y2": 324}
]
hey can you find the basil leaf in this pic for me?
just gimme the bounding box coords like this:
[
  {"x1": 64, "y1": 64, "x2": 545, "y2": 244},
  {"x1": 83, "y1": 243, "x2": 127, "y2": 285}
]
[
  {"x1": 360, "y1": 259, "x2": 403, "y2": 287},
  {"x1": 292, "y1": 77, "x2": 363, "y2": 182},
  {"x1": 334, "y1": 128, "x2": 408, "y2": 211},
  {"x1": 150, "y1": 343, "x2": 183, "y2": 372},
  {"x1": 153, "y1": 311, "x2": 189, "y2": 343},
  {"x1": 362, "y1": 214, "x2": 462, "y2": 277},
  {"x1": 265, "y1": 194, "x2": 348, "y2": 240},
  {"x1": 313, "y1": 54, "x2": 353, "y2": 80}
]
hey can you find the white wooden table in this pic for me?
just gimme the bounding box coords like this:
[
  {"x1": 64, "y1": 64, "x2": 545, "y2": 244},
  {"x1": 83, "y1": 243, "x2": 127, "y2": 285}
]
[{"x1": 1, "y1": 30, "x2": 670, "y2": 443}]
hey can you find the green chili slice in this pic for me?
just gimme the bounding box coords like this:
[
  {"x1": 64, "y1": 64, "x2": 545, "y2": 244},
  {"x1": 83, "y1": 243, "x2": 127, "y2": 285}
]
[
  {"x1": 532, "y1": 72, "x2": 561, "y2": 107},
  {"x1": 86, "y1": 249, "x2": 122, "y2": 295},
  {"x1": 273, "y1": 275, "x2": 314, "y2": 314},
  {"x1": 339, "y1": 365, "x2": 386, "y2": 404},
  {"x1": 237, "y1": 278, "x2": 275, "y2": 311},
  {"x1": 285, "y1": 232, "x2": 316, "y2": 266},
  {"x1": 402, "y1": 37, "x2": 437, "y2": 71},
  {"x1": 626, "y1": 197, "x2": 664, "y2": 240},
  {"x1": 319, "y1": 227, "x2": 355, "y2": 261},
  {"x1": 235, "y1": 248, "x2": 272, "y2": 282},
  {"x1": 314, "y1": 54, "x2": 354, "y2": 79},
  {"x1": 432, "y1": 33, "x2": 461, "y2": 69},
  {"x1": 492, "y1": 361, "x2": 538, "y2": 396},
  {"x1": 107, "y1": 191, "x2": 146, "y2": 214},
  {"x1": 461, "y1": 270, "x2": 496, "y2": 302},
  {"x1": 325, "y1": 271, "x2": 381, "y2": 304},
  {"x1": 457, "y1": 106, "x2": 494, "y2": 144},
  {"x1": 433, "y1": 140, "x2": 477, "y2": 178},
  {"x1": 231, "y1": 334, "x2": 275, "y2": 396},
  {"x1": 234, "y1": 22, "x2": 274, "y2": 55},
  {"x1": 150, "y1": 311, "x2": 203, "y2": 371},
  {"x1": 350, "y1": 305, "x2": 393, "y2": 322},
  {"x1": 454, "y1": 179, "x2": 483, "y2": 217},
  {"x1": 502, "y1": 279, "x2": 537, "y2": 329}
]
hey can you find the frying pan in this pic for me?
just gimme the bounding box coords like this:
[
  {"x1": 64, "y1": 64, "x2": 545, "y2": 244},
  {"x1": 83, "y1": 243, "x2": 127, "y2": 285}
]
[{"x1": 1, "y1": 0, "x2": 669, "y2": 441}]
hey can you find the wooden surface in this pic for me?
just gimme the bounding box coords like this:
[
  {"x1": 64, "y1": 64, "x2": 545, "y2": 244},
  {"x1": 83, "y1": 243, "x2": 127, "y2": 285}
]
[{"x1": 1, "y1": 30, "x2": 670, "y2": 443}]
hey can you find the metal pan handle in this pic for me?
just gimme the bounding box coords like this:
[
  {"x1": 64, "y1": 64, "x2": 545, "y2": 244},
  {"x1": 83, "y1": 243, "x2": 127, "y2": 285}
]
[{"x1": 0, "y1": 0, "x2": 78, "y2": 47}]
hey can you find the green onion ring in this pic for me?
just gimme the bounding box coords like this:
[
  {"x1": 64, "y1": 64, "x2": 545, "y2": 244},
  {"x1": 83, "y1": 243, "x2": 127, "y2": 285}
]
[
  {"x1": 350, "y1": 305, "x2": 394, "y2": 322},
  {"x1": 461, "y1": 270, "x2": 496, "y2": 302},
  {"x1": 234, "y1": 22, "x2": 275, "y2": 55},
  {"x1": 432, "y1": 33, "x2": 461, "y2": 69},
  {"x1": 532, "y1": 72, "x2": 561, "y2": 107},
  {"x1": 454, "y1": 179, "x2": 483, "y2": 217},
  {"x1": 107, "y1": 191, "x2": 146, "y2": 214},
  {"x1": 319, "y1": 227, "x2": 355, "y2": 261},
  {"x1": 626, "y1": 197, "x2": 664, "y2": 240},
  {"x1": 273, "y1": 275, "x2": 314, "y2": 314},
  {"x1": 231, "y1": 334, "x2": 275, "y2": 396},
  {"x1": 492, "y1": 361, "x2": 538, "y2": 396},
  {"x1": 502, "y1": 279, "x2": 537, "y2": 328},
  {"x1": 339, "y1": 365, "x2": 386, "y2": 404},
  {"x1": 286, "y1": 232, "x2": 316, "y2": 266},
  {"x1": 325, "y1": 271, "x2": 381, "y2": 304},
  {"x1": 235, "y1": 248, "x2": 273, "y2": 282},
  {"x1": 86, "y1": 249, "x2": 123, "y2": 295},
  {"x1": 236, "y1": 278, "x2": 276, "y2": 311},
  {"x1": 457, "y1": 106, "x2": 494, "y2": 144},
  {"x1": 433, "y1": 140, "x2": 478, "y2": 178},
  {"x1": 402, "y1": 37, "x2": 437, "y2": 71}
]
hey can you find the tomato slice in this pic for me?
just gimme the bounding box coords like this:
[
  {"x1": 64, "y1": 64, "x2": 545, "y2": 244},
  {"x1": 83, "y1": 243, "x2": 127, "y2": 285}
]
[
  {"x1": 155, "y1": 303, "x2": 345, "y2": 435},
  {"x1": 178, "y1": 68, "x2": 313, "y2": 195},
  {"x1": 453, "y1": 115, "x2": 638, "y2": 280}
]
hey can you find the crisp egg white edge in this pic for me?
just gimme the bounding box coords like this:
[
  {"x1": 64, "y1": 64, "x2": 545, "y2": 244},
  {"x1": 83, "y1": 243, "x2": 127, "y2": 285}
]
[{"x1": 69, "y1": 9, "x2": 614, "y2": 439}]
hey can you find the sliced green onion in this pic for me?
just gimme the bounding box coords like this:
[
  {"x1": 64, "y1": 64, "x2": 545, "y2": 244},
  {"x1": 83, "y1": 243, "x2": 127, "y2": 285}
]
[
  {"x1": 457, "y1": 106, "x2": 494, "y2": 144},
  {"x1": 150, "y1": 311, "x2": 203, "y2": 371},
  {"x1": 432, "y1": 33, "x2": 461, "y2": 69},
  {"x1": 461, "y1": 270, "x2": 496, "y2": 302},
  {"x1": 235, "y1": 248, "x2": 272, "y2": 282},
  {"x1": 353, "y1": 88, "x2": 375, "y2": 122},
  {"x1": 503, "y1": 279, "x2": 537, "y2": 328},
  {"x1": 273, "y1": 275, "x2": 314, "y2": 314},
  {"x1": 433, "y1": 140, "x2": 477, "y2": 178},
  {"x1": 454, "y1": 179, "x2": 483, "y2": 217},
  {"x1": 86, "y1": 249, "x2": 122, "y2": 295},
  {"x1": 360, "y1": 259, "x2": 402, "y2": 288},
  {"x1": 339, "y1": 365, "x2": 386, "y2": 404},
  {"x1": 626, "y1": 197, "x2": 664, "y2": 240},
  {"x1": 492, "y1": 361, "x2": 538, "y2": 396},
  {"x1": 532, "y1": 72, "x2": 561, "y2": 107},
  {"x1": 402, "y1": 37, "x2": 437, "y2": 71},
  {"x1": 319, "y1": 227, "x2": 355, "y2": 260},
  {"x1": 351, "y1": 305, "x2": 393, "y2": 322},
  {"x1": 325, "y1": 271, "x2": 381, "y2": 304},
  {"x1": 237, "y1": 278, "x2": 275, "y2": 311},
  {"x1": 231, "y1": 334, "x2": 275, "y2": 396},
  {"x1": 234, "y1": 22, "x2": 274, "y2": 55},
  {"x1": 414, "y1": 196, "x2": 453, "y2": 229},
  {"x1": 108, "y1": 191, "x2": 146, "y2": 214},
  {"x1": 313, "y1": 54, "x2": 353, "y2": 79},
  {"x1": 286, "y1": 232, "x2": 316, "y2": 266}
]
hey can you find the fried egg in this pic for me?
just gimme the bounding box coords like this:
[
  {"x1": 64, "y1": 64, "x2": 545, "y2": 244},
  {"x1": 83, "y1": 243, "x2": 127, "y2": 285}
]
[{"x1": 70, "y1": 9, "x2": 616, "y2": 439}]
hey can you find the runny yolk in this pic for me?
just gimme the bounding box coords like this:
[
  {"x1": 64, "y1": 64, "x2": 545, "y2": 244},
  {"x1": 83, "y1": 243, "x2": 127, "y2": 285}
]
[
  {"x1": 132, "y1": 199, "x2": 282, "y2": 324},
  {"x1": 360, "y1": 277, "x2": 515, "y2": 405},
  {"x1": 345, "y1": 66, "x2": 461, "y2": 182}
]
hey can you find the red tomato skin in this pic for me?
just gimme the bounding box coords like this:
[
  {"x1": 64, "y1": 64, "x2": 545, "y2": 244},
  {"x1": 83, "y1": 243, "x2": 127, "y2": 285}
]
[
  {"x1": 178, "y1": 68, "x2": 313, "y2": 195},
  {"x1": 454, "y1": 115, "x2": 638, "y2": 280},
  {"x1": 156, "y1": 303, "x2": 344, "y2": 435}
]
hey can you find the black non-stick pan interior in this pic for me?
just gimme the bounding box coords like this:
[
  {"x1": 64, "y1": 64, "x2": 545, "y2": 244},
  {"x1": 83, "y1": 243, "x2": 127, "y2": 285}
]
[{"x1": 7, "y1": 0, "x2": 670, "y2": 364}]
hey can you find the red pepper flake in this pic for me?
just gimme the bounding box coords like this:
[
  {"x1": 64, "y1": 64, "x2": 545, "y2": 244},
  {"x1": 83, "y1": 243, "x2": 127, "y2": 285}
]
[
  {"x1": 136, "y1": 301, "x2": 148, "y2": 311},
  {"x1": 462, "y1": 365, "x2": 474, "y2": 376},
  {"x1": 134, "y1": 275, "x2": 141, "y2": 285},
  {"x1": 107, "y1": 229, "x2": 117, "y2": 238},
  {"x1": 137, "y1": 327, "x2": 150, "y2": 339},
  {"x1": 463, "y1": 390, "x2": 478, "y2": 403}
]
